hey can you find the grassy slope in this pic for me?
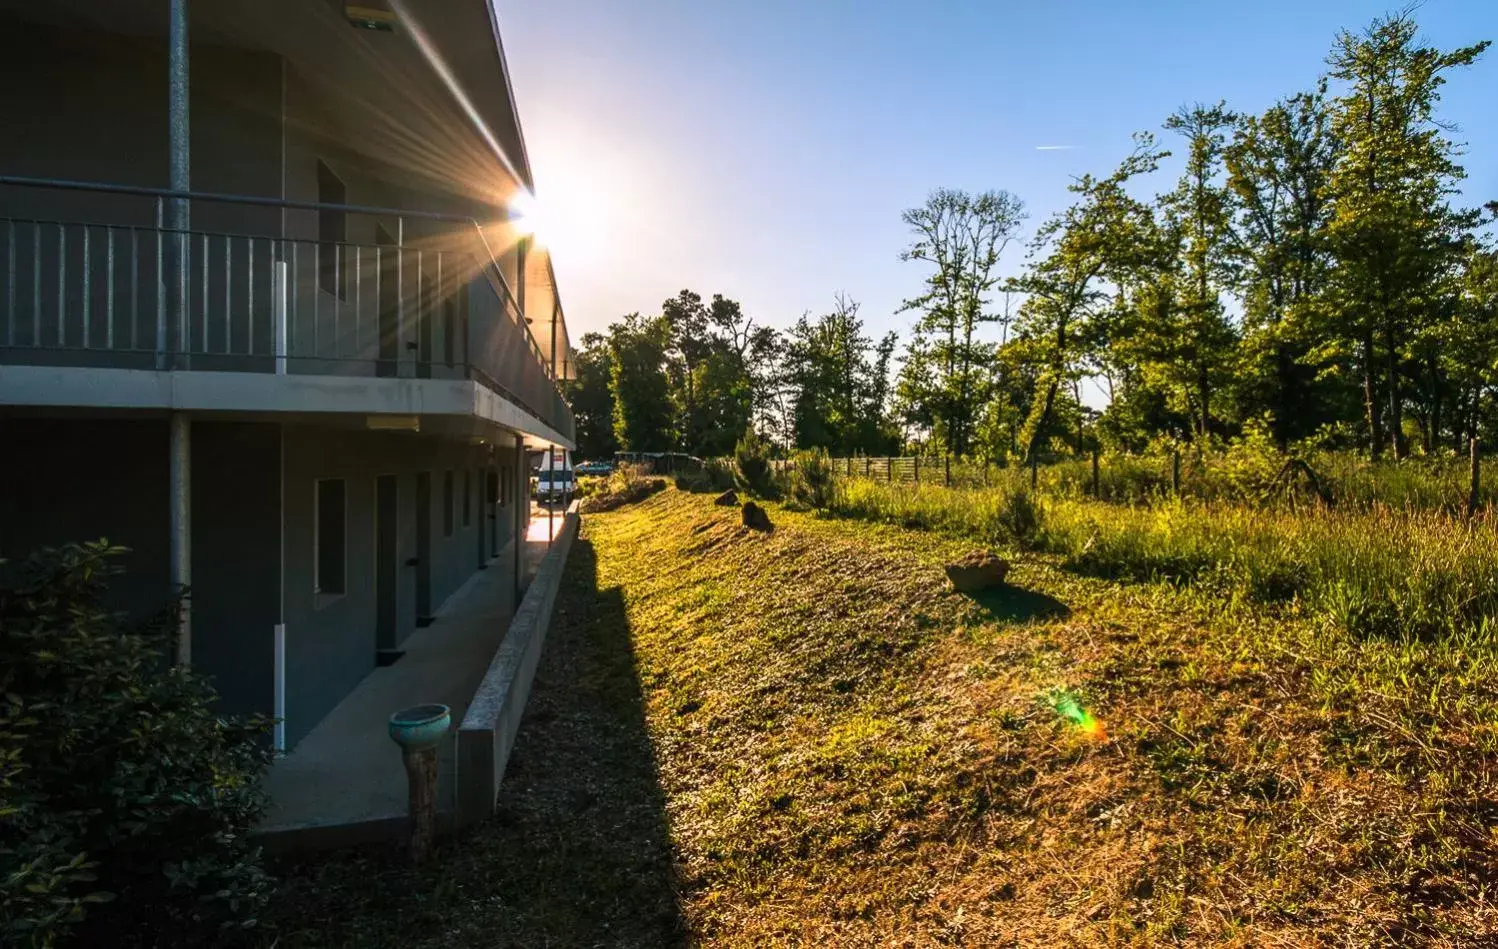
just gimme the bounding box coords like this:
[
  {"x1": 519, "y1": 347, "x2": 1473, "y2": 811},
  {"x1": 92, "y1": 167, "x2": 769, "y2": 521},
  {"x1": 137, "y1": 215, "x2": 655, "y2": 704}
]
[{"x1": 273, "y1": 489, "x2": 1498, "y2": 946}]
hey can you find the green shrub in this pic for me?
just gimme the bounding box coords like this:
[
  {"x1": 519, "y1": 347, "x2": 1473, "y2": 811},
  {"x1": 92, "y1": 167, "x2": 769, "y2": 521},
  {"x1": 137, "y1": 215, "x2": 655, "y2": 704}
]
[
  {"x1": 0, "y1": 542, "x2": 274, "y2": 947},
  {"x1": 734, "y1": 429, "x2": 774, "y2": 497},
  {"x1": 703, "y1": 459, "x2": 737, "y2": 491},
  {"x1": 996, "y1": 488, "x2": 1044, "y2": 549},
  {"x1": 789, "y1": 448, "x2": 835, "y2": 510}
]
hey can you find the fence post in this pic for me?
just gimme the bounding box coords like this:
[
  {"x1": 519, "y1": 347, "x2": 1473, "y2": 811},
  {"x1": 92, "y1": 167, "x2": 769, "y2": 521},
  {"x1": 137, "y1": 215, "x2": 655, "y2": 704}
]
[
  {"x1": 847, "y1": 456, "x2": 853, "y2": 477},
  {"x1": 944, "y1": 452, "x2": 951, "y2": 487},
  {"x1": 1171, "y1": 450, "x2": 1181, "y2": 496},
  {"x1": 1091, "y1": 448, "x2": 1100, "y2": 498},
  {"x1": 866, "y1": 455, "x2": 871, "y2": 478},
  {"x1": 1029, "y1": 454, "x2": 1038, "y2": 491},
  {"x1": 914, "y1": 455, "x2": 920, "y2": 483},
  {"x1": 887, "y1": 457, "x2": 892, "y2": 483},
  {"x1": 1469, "y1": 436, "x2": 1481, "y2": 518}
]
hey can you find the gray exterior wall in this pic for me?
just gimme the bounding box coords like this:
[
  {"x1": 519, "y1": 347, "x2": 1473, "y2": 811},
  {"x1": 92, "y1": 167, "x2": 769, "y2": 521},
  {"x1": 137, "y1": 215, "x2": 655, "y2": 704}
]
[{"x1": 0, "y1": 413, "x2": 526, "y2": 748}]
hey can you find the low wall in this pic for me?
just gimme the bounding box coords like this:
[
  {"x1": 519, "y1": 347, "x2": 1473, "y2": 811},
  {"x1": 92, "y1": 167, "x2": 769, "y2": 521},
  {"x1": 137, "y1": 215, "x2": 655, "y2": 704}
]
[{"x1": 455, "y1": 511, "x2": 579, "y2": 826}]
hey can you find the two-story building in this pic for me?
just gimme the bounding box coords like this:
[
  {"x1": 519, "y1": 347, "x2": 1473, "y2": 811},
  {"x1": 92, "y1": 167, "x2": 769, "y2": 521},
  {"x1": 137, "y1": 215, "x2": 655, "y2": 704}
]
[{"x1": 0, "y1": 0, "x2": 575, "y2": 754}]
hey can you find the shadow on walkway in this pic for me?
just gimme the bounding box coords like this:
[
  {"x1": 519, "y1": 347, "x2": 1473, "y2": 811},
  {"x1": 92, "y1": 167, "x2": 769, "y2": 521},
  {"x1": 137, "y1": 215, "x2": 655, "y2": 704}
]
[{"x1": 267, "y1": 537, "x2": 686, "y2": 948}]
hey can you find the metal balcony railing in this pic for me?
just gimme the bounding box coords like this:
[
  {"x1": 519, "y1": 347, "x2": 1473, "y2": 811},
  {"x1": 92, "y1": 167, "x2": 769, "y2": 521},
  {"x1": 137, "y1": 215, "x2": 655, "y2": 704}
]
[{"x1": 0, "y1": 176, "x2": 573, "y2": 440}]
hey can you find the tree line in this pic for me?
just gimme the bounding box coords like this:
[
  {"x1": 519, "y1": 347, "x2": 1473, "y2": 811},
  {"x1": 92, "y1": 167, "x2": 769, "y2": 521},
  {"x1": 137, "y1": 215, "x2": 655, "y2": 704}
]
[{"x1": 567, "y1": 13, "x2": 1497, "y2": 463}]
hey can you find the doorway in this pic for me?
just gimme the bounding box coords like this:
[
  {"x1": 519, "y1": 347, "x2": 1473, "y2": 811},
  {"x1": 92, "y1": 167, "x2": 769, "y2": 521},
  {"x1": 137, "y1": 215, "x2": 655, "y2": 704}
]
[
  {"x1": 376, "y1": 224, "x2": 398, "y2": 377},
  {"x1": 374, "y1": 474, "x2": 398, "y2": 656},
  {"x1": 414, "y1": 470, "x2": 433, "y2": 626}
]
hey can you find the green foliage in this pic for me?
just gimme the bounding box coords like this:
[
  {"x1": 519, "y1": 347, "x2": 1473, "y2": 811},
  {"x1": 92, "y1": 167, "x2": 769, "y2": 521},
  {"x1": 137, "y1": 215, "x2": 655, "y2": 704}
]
[
  {"x1": 788, "y1": 448, "x2": 835, "y2": 510},
  {"x1": 579, "y1": 464, "x2": 666, "y2": 513},
  {"x1": 607, "y1": 313, "x2": 674, "y2": 452},
  {"x1": 996, "y1": 488, "x2": 1044, "y2": 549},
  {"x1": 0, "y1": 542, "x2": 273, "y2": 947},
  {"x1": 781, "y1": 295, "x2": 899, "y2": 456},
  {"x1": 733, "y1": 428, "x2": 774, "y2": 497},
  {"x1": 895, "y1": 189, "x2": 1026, "y2": 456},
  {"x1": 564, "y1": 333, "x2": 621, "y2": 460}
]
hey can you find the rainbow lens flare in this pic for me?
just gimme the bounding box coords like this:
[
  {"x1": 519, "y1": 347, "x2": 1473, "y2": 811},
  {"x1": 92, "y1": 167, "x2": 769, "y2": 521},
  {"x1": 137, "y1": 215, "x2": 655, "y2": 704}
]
[{"x1": 1046, "y1": 689, "x2": 1106, "y2": 741}]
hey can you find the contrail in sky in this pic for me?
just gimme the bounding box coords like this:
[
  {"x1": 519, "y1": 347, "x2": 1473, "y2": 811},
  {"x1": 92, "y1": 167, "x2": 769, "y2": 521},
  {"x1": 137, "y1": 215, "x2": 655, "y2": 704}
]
[{"x1": 1035, "y1": 145, "x2": 1076, "y2": 151}]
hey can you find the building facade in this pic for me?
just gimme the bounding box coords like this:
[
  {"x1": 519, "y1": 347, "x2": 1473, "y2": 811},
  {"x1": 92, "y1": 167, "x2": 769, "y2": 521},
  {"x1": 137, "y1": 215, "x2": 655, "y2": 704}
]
[{"x1": 0, "y1": 0, "x2": 574, "y2": 749}]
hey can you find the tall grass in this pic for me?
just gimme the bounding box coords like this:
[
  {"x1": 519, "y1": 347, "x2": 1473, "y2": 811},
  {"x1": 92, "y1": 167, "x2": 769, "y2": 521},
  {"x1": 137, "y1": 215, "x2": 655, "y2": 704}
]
[
  {"x1": 827, "y1": 448, "x2": 1491, "y2": 512},
  {"x1": 832, "y1": 477, "x2": 1498, "y2": 641}
]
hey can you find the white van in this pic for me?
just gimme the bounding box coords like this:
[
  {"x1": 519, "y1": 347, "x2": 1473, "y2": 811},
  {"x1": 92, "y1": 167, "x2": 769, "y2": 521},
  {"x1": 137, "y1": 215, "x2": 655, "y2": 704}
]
[{"x1": 532, "y1": 448, "x2": 575, "y2": 505}]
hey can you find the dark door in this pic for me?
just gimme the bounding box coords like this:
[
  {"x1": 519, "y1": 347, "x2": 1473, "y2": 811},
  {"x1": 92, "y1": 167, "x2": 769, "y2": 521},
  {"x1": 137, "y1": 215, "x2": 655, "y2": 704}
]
[
  {"x1": 375, "y1": 475, "x2": 398, "y2": 651},
  {"x1": 414, "y1": 470, "x2": 433, "y2": 626},
  {"x1": 376, "y1": 224, "x2": 398, "y2": 377}
]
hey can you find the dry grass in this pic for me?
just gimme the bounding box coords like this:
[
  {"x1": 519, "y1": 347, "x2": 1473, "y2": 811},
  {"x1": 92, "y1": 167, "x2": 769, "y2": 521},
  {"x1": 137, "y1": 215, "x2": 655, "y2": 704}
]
[{"x1": 271, "y1": 488, "x2": 1498, "y2": 946}]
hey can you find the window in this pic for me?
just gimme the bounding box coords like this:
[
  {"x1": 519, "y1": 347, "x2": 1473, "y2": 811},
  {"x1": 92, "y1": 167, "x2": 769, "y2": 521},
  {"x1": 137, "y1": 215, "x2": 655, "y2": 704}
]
[
  {"x1": 317, "y1": 160, "x2": 346, "y2": 299},
  {"x1": 462, "y1": 469, "x2": 472, "y2": 527},
  {"x1": 443, "y1": 469, "x2": 455, "y2": 537},
  {"x1": 314, "y1": 479, "x2": 346, "y2": 596}
]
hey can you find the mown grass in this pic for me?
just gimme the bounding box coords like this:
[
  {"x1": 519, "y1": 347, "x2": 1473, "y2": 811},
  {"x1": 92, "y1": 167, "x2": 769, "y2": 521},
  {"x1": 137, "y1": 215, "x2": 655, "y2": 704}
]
[{"x1": 270, "y1": 488, "x2": 1498, "y2": 945}]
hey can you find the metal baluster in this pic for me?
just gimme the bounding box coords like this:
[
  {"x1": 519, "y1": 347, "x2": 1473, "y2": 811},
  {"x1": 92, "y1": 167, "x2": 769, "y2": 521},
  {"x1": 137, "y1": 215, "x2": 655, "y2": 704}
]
[
  {"x1": 32, "y1": 223, "x2": 40, "y2": 347},
  {"x1": 57, "y1": 224, "x2": 66, "y2": 346},
  {"x1": 416, "y1": 248, "x2": 423, "y2": 368},
  {"x1": 435, "y1": 251, "x2": 444, "y2": 368},
  {"x1": 155, "y1": 198, "x2": 165, "y2": 368},
  {"x1": 81, "y1": 226, "x2": 91, "y2": 349},
  {"x1": 313, "y1": 242, "x2": 320, "y2": 358},
  {"x1": 105, "y1": 227, "x2": 115, "y2": 350},
  {"x1": 5, "y1": 219, "x2": 14, "y2": 347},
  {"x1": 290, "y1": 242, "x2": 299, "y2": 365},
  {"x1": 354, "y1": 245, "x2": 362, "y2": 358},
  {"x1": 224, "y1": 234, "x2": 232, "y2": 354},
  {"x1": 334, "y1": 241, "x2": 341, "y2": 358},
  {"x1": 247, "y1": 237, "x2": 255, "y2": 355},
  {"x1": 201, "y1": 232, "x2": 209, "y2": 354},
  {"x1": 130, "y1": 227, "x2": 139, "y2": 351}
]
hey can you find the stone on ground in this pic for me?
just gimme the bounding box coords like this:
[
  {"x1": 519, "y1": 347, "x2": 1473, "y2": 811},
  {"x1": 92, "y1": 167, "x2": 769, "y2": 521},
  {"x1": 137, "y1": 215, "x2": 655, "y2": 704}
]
[
  {"x1": 714, "y1": 489, "x2": 739, "y2": 507},
  {"x1": 741, "y1": 501, "x2": 773, "y2": 532},
  {"x1": 944, "y1": 551, "x2": 1009, "y2": 592}
]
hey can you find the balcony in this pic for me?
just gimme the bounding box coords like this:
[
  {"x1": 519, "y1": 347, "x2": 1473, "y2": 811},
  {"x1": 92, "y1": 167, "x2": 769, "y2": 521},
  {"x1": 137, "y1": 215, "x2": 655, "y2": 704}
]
[{"x1": 0, "y1": 177, "x2": 573, "y2": 443}]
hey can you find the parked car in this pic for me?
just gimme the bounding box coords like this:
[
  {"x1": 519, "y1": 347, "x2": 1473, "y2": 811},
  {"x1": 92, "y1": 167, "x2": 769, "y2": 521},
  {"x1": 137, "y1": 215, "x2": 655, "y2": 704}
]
[
  {"x1": 534, "y1": 468, "x2": 576, "y2": 505},
  {"x1": 575, "y1": 460, "x2": 614, "y2": 476}
]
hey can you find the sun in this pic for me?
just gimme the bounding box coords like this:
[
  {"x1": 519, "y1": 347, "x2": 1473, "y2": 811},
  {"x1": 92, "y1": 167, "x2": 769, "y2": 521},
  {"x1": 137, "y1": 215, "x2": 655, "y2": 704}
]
[{"x1": 507, "y1": 191, "x2": 550, "y2": 245}]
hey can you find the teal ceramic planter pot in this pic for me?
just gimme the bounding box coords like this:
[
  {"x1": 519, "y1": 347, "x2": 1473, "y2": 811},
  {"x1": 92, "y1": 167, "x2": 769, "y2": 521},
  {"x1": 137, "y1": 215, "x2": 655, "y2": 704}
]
[{"x1": 388, "y1": 703, "x2": 451, "y2": 752}]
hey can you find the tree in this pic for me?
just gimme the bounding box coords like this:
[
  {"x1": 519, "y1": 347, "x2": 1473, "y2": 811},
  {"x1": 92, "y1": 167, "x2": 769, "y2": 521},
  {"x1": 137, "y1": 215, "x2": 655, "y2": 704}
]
[
  {"x1": 564, "y1": 332, "x2": 619, "y2": 459},
  {"x1": 1323, "y1": 12, "x2": 1490, "y2": 457},
  {"x1": 1013, "y1": 138, "x2": 1165, "y2": 461},
  {"x1": 1156, "y1": 101, "x2": 1240, "y2": 439},
  {"x1": 897, "y1": 188, "x2": 1026, "y2": 455},
  {"x1": 607, "y1": 313, "x2": 673, "y2": 451},
  {"x1": 1225, "y1": 87, "x2": 1341, "y2": 447},
  {"x1": 781, "y1": 294, "x2": 898, "y2": 454},
  {"x1": 661, "y1": 290, "x2": 779, "y2": 456}
]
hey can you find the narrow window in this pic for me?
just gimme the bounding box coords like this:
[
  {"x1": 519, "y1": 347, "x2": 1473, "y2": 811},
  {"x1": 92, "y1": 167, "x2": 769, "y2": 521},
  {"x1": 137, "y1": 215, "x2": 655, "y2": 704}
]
[
  {"x1": 314, "y1": 479, "x2": 346, "y2": 596},
  {"x1": 443, "y1": 469, "x2": 455, "y2": 537},
  {"x1": 317, "y1": 160, "x2": 346, "y2": 299},
  {"x1": 463, "y1": 468, "x2": 472, "y2": 527}
]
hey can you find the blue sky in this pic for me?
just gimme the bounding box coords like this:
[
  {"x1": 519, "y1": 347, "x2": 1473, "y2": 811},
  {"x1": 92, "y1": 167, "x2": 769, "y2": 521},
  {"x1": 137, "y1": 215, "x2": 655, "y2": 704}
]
[{"x1": 498, "y1": 0, "x2": 1498, "y2": 346}]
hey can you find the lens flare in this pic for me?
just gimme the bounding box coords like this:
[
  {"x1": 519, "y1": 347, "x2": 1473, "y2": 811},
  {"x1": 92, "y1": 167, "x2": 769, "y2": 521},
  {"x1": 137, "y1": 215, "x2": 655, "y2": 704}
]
[{"x1": 1046, "y1": 689, "x2": 1107, "y2": 741}]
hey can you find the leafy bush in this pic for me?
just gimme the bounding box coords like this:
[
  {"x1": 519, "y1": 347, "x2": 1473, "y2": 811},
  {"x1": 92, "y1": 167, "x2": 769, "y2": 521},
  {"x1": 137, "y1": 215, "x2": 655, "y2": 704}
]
[
  {"x1": 580, "y1": 465, "x2": 667, "y2": 513},
  {"x1": 789, "y1": 449, "x2": 835, "y2": 510},
  {"x1": 733, "y1": 429, "x2": 775, "y2": 497},
  {"x1": 1, "y1": 542, "x2": 274, "y2": 948},
  {"x1": 996, "y1": 488, "x2": 1045, "y2": 548},
  {"x1": 703, "y1": 458, "x2": 737, "y2": 491}
]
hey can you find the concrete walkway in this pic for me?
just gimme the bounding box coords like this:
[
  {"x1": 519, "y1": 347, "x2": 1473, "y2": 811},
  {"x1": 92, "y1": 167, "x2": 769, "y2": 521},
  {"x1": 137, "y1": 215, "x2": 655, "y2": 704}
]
[{"x1": 257, "y1": 506, "x2": 563, "y2": 848}]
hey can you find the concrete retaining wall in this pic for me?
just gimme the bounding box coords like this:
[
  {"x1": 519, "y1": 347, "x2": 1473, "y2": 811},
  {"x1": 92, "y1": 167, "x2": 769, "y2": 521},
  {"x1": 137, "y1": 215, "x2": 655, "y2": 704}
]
[{"x1": 456, "y1": 511, "x2": 579, "y2": 827}]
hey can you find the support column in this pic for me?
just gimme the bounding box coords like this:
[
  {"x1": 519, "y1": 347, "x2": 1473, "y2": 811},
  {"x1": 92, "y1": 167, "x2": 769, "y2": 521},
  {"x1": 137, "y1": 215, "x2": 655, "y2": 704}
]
[
  {"x1": 513, "y1": 435, "x2": 524, "y2": 604},
  {"x1": 166, "y1": 0, "x2": 190, "y2": 366},
  {"x1": 170, "y1": 413, "x2": 192, "y2": 664}
]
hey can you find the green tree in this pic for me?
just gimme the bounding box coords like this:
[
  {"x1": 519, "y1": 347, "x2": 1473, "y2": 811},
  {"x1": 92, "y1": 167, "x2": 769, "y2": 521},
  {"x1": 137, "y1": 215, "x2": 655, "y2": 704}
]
[
  {"x1": 1225, "y1": 87, "x2": 1342, "y2": 447},
  {"x1": 782, "y1": 294, "x2": 898, "y2": 455},
  {"x1": 1323, "y1": 12, "x2": 1489, "y2": 458},
  {"x1": 1013, "y1": 139, "x2": 1165, "y2": 461},
  {"x1": 607, "y1": 313, "x2": 674, "y2": 451},
  {"x1": 897, "y1": 188, "x2": 1026, "y2": 456},
  {"x1": 1157, "y1": 101, "x2": 1241, "y2": 439},
  {"x1": 564, "y1": 332, "x2": 619, "y2": 459}
]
